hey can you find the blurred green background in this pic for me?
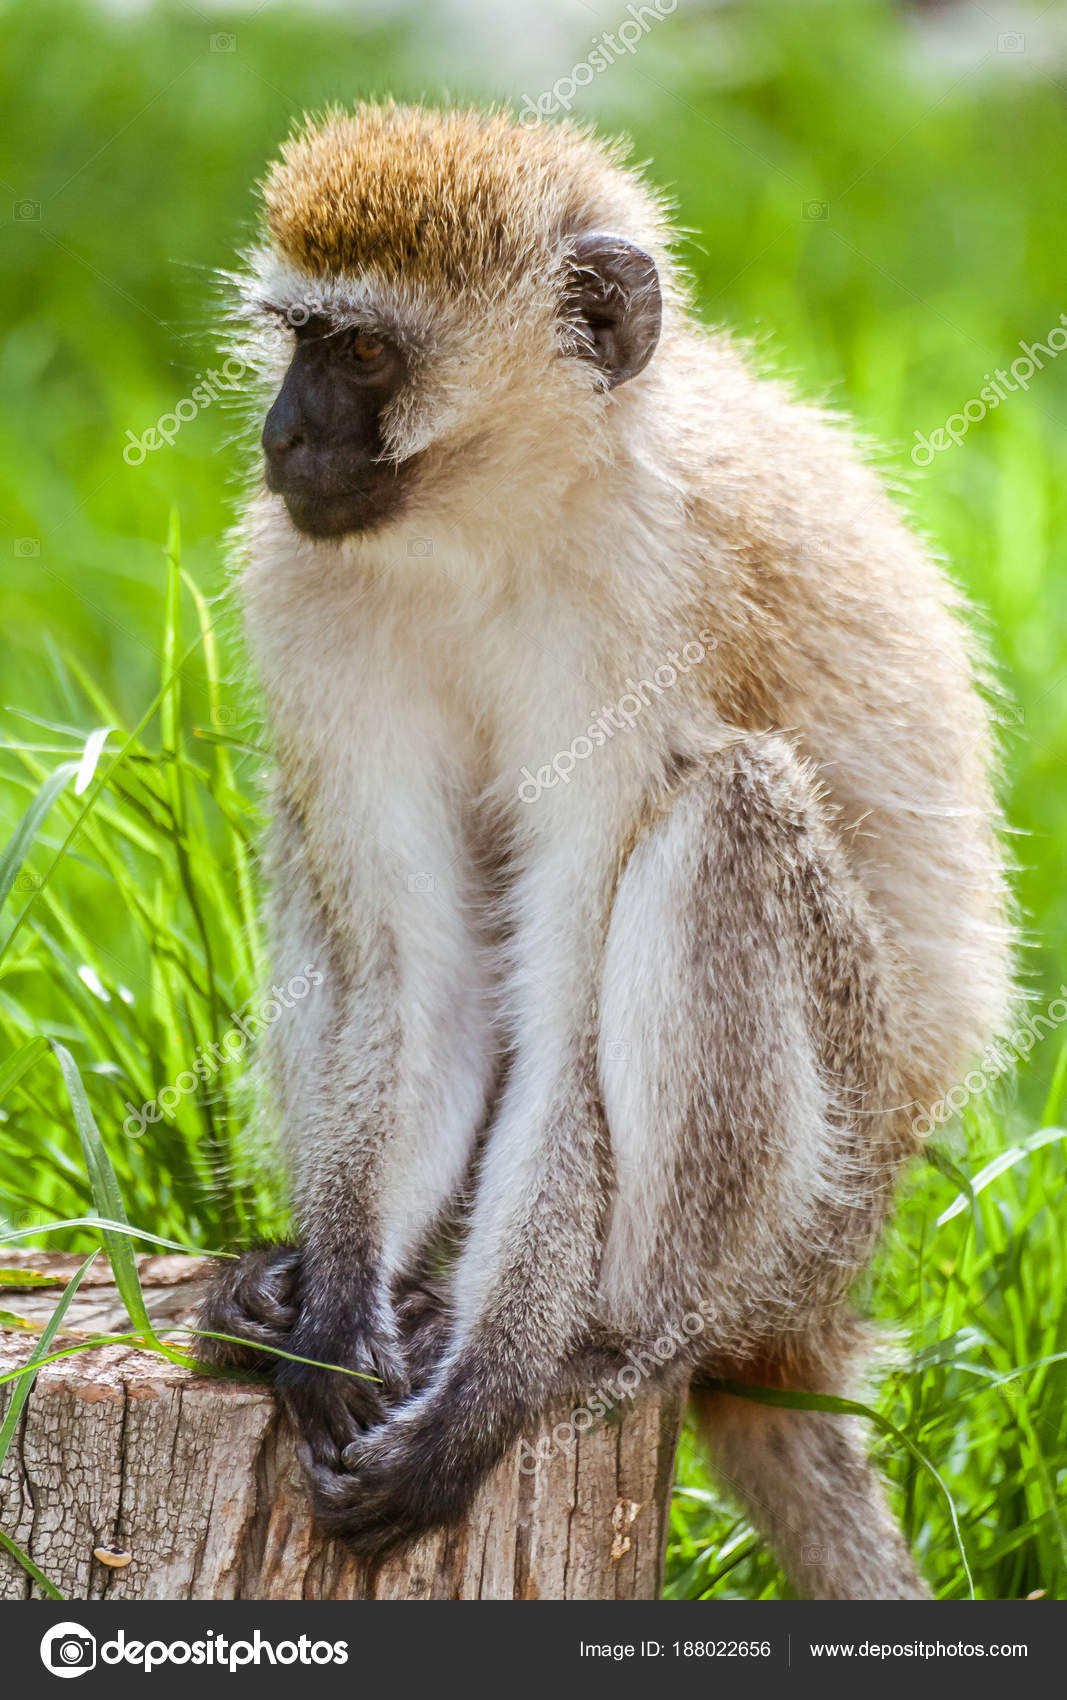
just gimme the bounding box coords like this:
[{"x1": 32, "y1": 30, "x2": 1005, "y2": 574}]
[{"x1": 0, "y1": 0, "x2": 1064, "y2": 1600}]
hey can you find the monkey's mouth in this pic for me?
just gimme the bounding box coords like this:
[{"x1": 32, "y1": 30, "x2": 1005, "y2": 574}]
[
  {"x1": 280, "y1": 489, "x2": 380, "y2": 538},
  {"x1": 270, "y1": 475, "x2": 408, "y2": 540}
]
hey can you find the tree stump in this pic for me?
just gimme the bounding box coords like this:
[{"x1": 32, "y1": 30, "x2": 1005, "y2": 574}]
[{"x1": 0, "y1": 1251, "x2": 683, "y2": 1601}]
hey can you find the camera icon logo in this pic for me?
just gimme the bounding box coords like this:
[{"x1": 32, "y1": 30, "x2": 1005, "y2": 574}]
[
  {"x1": 210, "y1": 31, "x2": 237, "y2": 52},
  {"x1": 997, "y1": 31, "x2": 1024, "y2": 53},
  {"x1": 802, "y1": 200, "x2": 829, "y2": 221},
  {"x1": 14, "y1": 199, "x2": 41, "y2": 221},
  {"x1": 40, "y1": 1622, "x2": 97, "y2": 1678},
  {"x1": 407, "y1": 537, "x2": 434, "y2": 557},
  {"x1": 407, "y1": 871, "x2": 435, "y2": 894}
]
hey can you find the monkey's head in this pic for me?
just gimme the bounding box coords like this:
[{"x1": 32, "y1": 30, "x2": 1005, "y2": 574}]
[{"x1": 241, "y1": 103, "x2": 672, "y2": 542}]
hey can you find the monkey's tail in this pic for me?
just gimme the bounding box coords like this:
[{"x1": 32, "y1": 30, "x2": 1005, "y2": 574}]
[{"x1": 689, "y1": 1382, "x2": 929, "y2": 1600}]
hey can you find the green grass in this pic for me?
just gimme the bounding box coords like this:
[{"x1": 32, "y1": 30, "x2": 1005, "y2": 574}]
[
  {"x1": 0, "y1": 0, "x2": 1064, "y2": 1600},
  {"x1": 0, "y1": 515, "x2": 277, "y2": 1250}
]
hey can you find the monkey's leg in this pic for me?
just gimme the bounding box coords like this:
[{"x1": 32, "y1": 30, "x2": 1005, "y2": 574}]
[
  {"x1": 595, "y1": 732, "x2": 926, "y2": 1598},
  {"x1": 692, "y1": 1385, "x2": 927, "y2": 1600}
]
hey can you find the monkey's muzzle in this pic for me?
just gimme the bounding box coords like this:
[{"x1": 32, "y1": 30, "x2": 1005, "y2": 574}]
[{"x1": 261, "y1": 329, "x2": 409, "y2": 538}]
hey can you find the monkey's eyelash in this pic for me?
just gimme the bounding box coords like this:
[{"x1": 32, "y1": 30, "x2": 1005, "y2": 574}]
[
  {"x1": 255, "y1": 300, "x2": 333, "y2": 335},
  {"x1": 257, "y1": 304, "x2": 390, "y2": 360}
]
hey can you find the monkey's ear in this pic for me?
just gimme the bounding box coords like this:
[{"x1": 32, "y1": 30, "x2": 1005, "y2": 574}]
[{"x1": 565, "y1": 232, "x2": 662, "y2": 389}]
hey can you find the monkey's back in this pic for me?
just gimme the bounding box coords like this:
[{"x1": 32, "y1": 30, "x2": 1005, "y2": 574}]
[{"x1": 669, "y1": 333, "x2": 1014, "y2": 1118}]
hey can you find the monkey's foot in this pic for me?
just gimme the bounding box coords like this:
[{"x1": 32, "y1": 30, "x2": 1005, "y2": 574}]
[
  {"x1": 304, "y1": 1342, "x2": 637, "y2": 1556},
  {"x1": 304, "y1": 1368, "x2": 511, "y2": 1558},
  {"x1": 304, "y1": 1416, "x2": 470, "y2": 1557},
  {"x1": 277, "y1": 1353, "x2": 388, "y2": 1465},
  {"x1": 279, "y1": 1279, "x2": 452, "y2": 1459},
  {"x1": 277, "y1": 1308, "x2": 415, "y2": 1469},
  {"x1": 195, "y1": 1242, "x2": 301, "y2": 1368}
]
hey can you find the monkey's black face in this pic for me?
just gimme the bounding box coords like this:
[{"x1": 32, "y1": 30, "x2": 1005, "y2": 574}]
[{"x1": 261, "y1": 316, "x2": 410, "y2": 537}]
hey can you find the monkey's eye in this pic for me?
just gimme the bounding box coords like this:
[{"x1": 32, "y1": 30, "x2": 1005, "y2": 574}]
[{"x1": 351, "y1": 331, "x2": 385, "y2": 362}]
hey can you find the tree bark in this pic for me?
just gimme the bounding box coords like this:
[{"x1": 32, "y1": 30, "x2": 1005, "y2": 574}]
[{"x1": 0, "y1": 1251, "x2": 683, "y2": 1601}]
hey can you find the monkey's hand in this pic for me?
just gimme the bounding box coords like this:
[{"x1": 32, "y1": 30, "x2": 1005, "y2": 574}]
[
  {"x1": 197, "y1": 1244, "x2": 408, "y2": 1458},
  {"x1": 195, "y1": 1243, "x2": 302, "y2": 1369},
  {"x1": 302, "y1": 1362, "x2": 517, "y2": 1558}
]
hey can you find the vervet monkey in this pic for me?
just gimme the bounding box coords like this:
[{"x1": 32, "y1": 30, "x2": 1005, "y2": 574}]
[{"x1": 200, "y1": 103, "x2": 1013, "y2": 1598}]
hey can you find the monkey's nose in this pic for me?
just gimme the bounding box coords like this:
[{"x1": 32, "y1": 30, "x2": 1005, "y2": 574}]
[
  {"x1": 262, "y1": 407, "x2": 303, "y2": 466},
  {"x1": 263, "y1": 425, "x2": 303, "y2": 457},
  {"x1": 263, "y1": 412, "x2": 322, "y2": 497},
  {"x1": 263, "y1": 378, "x2": 321, "y2": 470}
]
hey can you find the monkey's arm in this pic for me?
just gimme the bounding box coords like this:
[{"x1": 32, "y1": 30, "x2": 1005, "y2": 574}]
[{"x1": 199, "y1": 788, "x2": 495, "y2": 1463}]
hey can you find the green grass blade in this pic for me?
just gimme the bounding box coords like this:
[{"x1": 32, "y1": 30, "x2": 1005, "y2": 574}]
[
  {"x1": 0, "y1": 1529, "x2": 64, "y2": 1600},
  {"x1": 936, "y1": 1127, "x2": 1067, "y2": 1225},
  {"x1": 0, "y1": 1218, "x2": 232, "y2": 1254},
  {"x1": 181, "y1": 1328, "x2": 379, "y2": 1381},
  {"x1": 926, "y1": 1141, "x2": 976, "y2": 1207},
  {"x1": 161, "y1": 508, "x2": 183, "y2": 763},
  {"x1": 0, "y1": 1270, "x2": 64, "y2": 1289},
  {"x1": 51, "y1": 1043, "x2": 155, "y2": 1339},
  {"x1": 73, "y1": 725, "x2": 114, "y2": 796},
  {"x1": 0, "y1": 1036, "x2": 50, "y2": 1104},
  {"x1": 1042, "y1": 1037, "x2": 1067, "y2": 1126},
  {"x1": 0, "y1": 761, "x2": 79, "y2": 911},
  {"x1": 0, "y1": 630, "x2": 208, "y2": 969},
  {"x1": 0, "y1": 1251, "x2": 96, "y2": 1471}
]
